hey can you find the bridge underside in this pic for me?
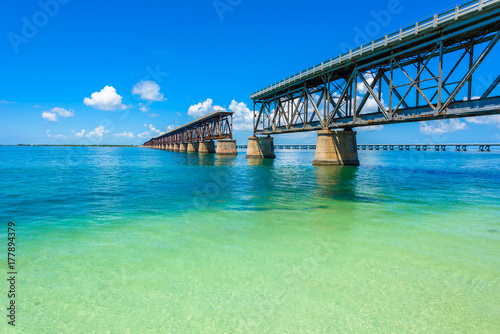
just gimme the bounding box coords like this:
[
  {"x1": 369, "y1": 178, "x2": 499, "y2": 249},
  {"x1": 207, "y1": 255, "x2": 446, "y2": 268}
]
[{"x1": 252, "y1": 2, "x2": 500, "y2": 135}]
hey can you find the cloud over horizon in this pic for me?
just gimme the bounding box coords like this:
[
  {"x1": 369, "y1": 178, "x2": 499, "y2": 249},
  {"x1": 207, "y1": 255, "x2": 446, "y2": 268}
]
[
  {"x1": 466, "y1": 114, "x2": 500, "y2": 128},
  {"x1": 419, "y1": 119, "x2": 467, "y2": 135},
  {"x1": 137, "y1": 124, "x2": 163, "y2": 139},
  {"x1": 113, "y1": 131, "x2": 135, "y2": 138},
  {"x1": 41, "y1": 107, "x2": 75, "y2": 122},
  {"x1": 84, "y1": 86, "x2": 129, "y2": 111},
  {"x1": 187, "y1": 98, "x2": 253, "y2": 131},
  {"x1": 228, "y1": 100, "x2": 253, "y2": 131},
  {"x1": 132, "y1": 81, "x2": 166, "y2": 102},
  {"x1": 71, "y1": 126, "x2": 109, "y2": 139},
  {"x1": 188, "y1": 98, "x2": 226, "y2": 118}
]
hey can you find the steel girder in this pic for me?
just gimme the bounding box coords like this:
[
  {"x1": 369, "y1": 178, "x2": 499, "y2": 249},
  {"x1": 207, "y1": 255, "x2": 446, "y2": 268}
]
[{"x1": 143, "y1": 112, "x2": 233, "y2": 147}]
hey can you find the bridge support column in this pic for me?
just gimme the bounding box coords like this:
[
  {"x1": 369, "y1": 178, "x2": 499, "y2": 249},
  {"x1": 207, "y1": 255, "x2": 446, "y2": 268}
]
[
  {"x1": 246, "y1": 136, "x2": 276, "y2": 159},
  {"x1": 187, "y1": 142, "x2": 199, "y2": 152},
  {"x1": 173, "y1": 143, "x2": 180, "y2": 151},
  {"x1": 179, "y1": 142, "x2": 187, "y2": 152},
  {"x1": 312, "y1": 129, "x2": 359, "y2": 166},
  {"x1": 216, "y1": 139, "x2": 237, "y2": 155},
  {"x1": 199, "y1": 141, "x2": 215, "y2": 153}
]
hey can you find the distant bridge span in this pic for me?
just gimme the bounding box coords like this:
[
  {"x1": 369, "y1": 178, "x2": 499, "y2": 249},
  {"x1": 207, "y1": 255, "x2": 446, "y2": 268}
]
[
  {"x1": 143, "y1": 111, "x2": 237, "y2": 155},
  {"x1": 246, "y1": 0, "x2": 500, "y2": 165}
]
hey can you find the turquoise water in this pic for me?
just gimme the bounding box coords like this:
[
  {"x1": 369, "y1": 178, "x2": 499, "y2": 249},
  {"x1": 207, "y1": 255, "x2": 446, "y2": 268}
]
[{"x1": 0, "y1": 146, "x2": 499, "y2": 333}]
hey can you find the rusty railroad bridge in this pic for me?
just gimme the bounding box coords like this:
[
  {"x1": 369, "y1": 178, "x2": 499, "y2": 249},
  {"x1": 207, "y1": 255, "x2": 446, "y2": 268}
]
[{"x1": 143, "y1": 111, "x2": 237, "y2": 155}]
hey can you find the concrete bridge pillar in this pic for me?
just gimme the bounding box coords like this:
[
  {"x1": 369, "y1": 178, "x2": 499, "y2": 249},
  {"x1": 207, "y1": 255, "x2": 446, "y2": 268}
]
[
  {"x1": 179, "y1": 142, "x2": 188, "y2": 152},
  {"x1": 169, "y1": 143, "x2": 174, "y2": 151},
  {"x1": 312, "y1": 129, "x2": 359, "y2": 166},
  {"x1": 173, "y1": 143, "x2": 180, "y2": 151},
  {"x1": 246, "y1": 136, "x2": 275, "y2": 159},
  {"x1": 199, "y1": 140, "x2": 215, "y2": 153},
  {"x1": 216, "y1": 139, "x2": 237, "y2": 155},
  {"x1": 187, "y1": 142, "x2": 199, "y2": 152}
]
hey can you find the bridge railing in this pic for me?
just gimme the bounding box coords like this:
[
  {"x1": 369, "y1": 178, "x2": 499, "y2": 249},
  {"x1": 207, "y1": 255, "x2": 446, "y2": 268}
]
[{"x1": 250, "y1": 0, "x2": 500, "y2": 99}]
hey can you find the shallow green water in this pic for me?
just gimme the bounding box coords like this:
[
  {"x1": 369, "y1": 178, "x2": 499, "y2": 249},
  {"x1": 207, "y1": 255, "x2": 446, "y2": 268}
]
[{"x1": 0, "y1": 147, "x2": 499, "y2": 333}]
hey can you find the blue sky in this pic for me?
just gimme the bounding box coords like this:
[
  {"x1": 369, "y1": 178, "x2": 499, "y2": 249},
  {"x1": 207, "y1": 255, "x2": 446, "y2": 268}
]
[{"x1": 0, "y1": 0, "x2": 499, "y2": 145}]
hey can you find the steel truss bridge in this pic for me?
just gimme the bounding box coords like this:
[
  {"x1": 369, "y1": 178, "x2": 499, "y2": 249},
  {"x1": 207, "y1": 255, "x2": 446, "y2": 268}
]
[
  {"x1": 251, "y1": 0, "x2": 500, "y2": 135},
  {"x1": 143, "y1": 111, "x2": 233, "y2": 147}
]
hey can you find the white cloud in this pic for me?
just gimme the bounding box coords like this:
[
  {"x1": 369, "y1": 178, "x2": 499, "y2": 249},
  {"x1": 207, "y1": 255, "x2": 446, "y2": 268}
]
[
  {"x1": 70, "y1": 127, "x2": 109, "y2": 139},
  {"x1": 51, "y1": 107, "x2": 74, "y2": 118},
  {"x1": 86, "y1": 125, "x2": 109, "y2": 138},
  {"x1": 150, "y1": 113, "x2": 159, "y2": 118},
  {"x1": 419, "y1": 119, "x2": 467, "y2": 135},
  {"x1": 132, "y1": 80, "x2": 166, "y2": 102},
  {"x1": 356, "y1": 75, "x2": 375, "y2": 95},
  {"x1": 0, "y1": 100, "x2": 15, "y2": 104},
  {"x1": 42, "y1": 111, "x2": 58, "y2": 122},
  {"x1": 466, "y1": 115, "x2": 500, "y2": 128},
  {"x1": 113, "y1": 131, "x2": 134, "y2": 138},
  {"x1": 186, "y1": 98, "x2": 253, "y2": 130},
  {"x1": 356, "y1": 125, "x2": 384, "y2": 132},
  {"x1": 149, "y1": 124, "x2": 162, "y2": 134},
  {"x1": 228, "y1": 100, "x2": 253, "y2": 131},
  {"x1": 137, "y1": 132, "x2": 151, "y2": 139},
  {"x1": 188, "y1": 98, "x2": 226, "y2": 118},
  {"x1": 33, "y1": 104, "x2": 41, "y2": 108},
  {"x1": 137, "y1": 124, "x2": 163, "y2": 139},
  {"x1": 84, "y1": 86, "x2": 129, "y2": 111},
  {"x1": 41, "y1": 107, "x2": 74, "y2": 122},
  {"x1": 355, "y1": 94, "x2": 386, "y2": 115},
  {"x1": 72, "y1": 129, "x2": 85, "y2": 138},
  {"x1": 46, "y1": 130, "x2": 66, "y2": 139},
  {"x1": 139, "y1": 105, "x2": 149, "y2": 112},
  {"x1": 463, "y1": 96, "x2": 481, "y2": 101},
  {"x1": 166, "y1": 124, "x2": 178, "y2": 131}
]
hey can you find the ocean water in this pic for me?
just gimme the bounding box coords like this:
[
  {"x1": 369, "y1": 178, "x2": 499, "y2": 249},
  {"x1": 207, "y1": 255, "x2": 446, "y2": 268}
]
[{"x1": 0, "y1": 146, "x2": 499, "y2": 333}]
